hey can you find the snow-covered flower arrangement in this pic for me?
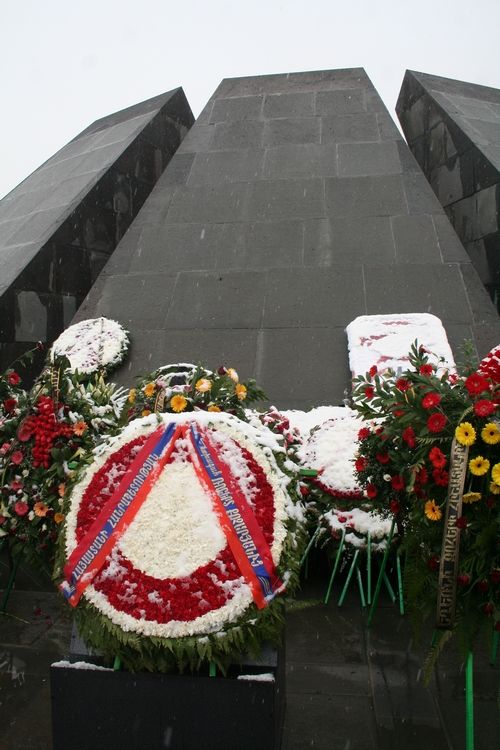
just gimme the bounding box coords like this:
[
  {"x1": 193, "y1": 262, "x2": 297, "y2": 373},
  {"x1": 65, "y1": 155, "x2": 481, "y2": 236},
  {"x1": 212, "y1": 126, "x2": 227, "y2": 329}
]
[
  {"x1": 57, "y1": 411, "x2": 307, "y2": 672},
  {"x1": 49, "y1": 317, "x2": 130, "y2": 375}
]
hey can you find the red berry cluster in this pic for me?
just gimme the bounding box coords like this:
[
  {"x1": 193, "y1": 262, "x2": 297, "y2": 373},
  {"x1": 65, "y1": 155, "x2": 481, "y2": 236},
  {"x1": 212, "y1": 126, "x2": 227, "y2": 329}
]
[{"x1": 23, "y1": 396, "x2": 73, "y2": 468}]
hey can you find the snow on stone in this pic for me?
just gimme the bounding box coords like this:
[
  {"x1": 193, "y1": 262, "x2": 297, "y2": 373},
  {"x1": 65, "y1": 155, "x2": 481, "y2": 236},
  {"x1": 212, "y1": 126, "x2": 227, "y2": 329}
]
[
  {"x1": 51, "y1": 660, "x2": 113, "y2": 671},
  {"x1": 237, "y1": 672, "x2": 275, "y2": 682},
  {"x1": 281, "y1": 406, "x2": 348, "y2": 439},
  {"x1": 296, "y1": 408, "x2": 364, "y2": 497},
  {"x1": 346, "y1": 313, "x2": 455, "y2": 378}
]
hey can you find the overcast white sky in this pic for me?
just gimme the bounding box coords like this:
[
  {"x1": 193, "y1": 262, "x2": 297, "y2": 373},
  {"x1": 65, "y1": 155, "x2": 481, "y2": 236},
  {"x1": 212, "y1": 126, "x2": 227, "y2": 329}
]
[{"x1": 1, "y1": 0, "x2": 499, "y2": 199}]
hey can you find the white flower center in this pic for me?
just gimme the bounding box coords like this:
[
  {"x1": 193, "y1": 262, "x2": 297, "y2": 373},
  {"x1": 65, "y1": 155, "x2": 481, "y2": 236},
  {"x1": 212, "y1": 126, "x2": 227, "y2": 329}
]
[{"x1": 118, "y1": 461, "x2": 226, "y2": 579}]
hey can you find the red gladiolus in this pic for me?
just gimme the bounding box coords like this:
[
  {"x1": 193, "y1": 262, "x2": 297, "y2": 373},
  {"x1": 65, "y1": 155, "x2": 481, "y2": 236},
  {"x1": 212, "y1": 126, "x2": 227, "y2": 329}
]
[
  {"x1": 457, "y1": 573, "x2": 470, "y2": 587},
  {"x1": 7, "y1": 371, "x2": 20, "y2": 385},
  {"x1": 11, "y1": 450, "x2": 24, "y2": 465},
  {"x1": 14, "y1": 501, "x2": 29, "y2": 516},
  {"x1": 429, "y1": 446, "x2": 446, "y2": 468},
  {"x1": 464, "y1": 373, "x2": 489, "y2": 396},
  {"x1": 427, "y1": 413, "x2": 447, "y2": 433},
  {"x1": 358, "y1": 427, "x2": 370, "y2": 441},
  {"x1": 391, "y1": 475, "x2": 404, "y2": 491},
  {"x1": 3, "y1": 398, "x2": 17, "y2": 413},
  {"x1": 455, "y1": 516, "x2": 468, "y2": 529},
  {"x1": 376, "y1": 452, "x2": 390, "y2": 464},
  {"x1": 473, "y1": 399, "x2": 496, "y2": 417},
  {"x1": 396, "y1": 378, "x2": 410, "y2": 392},
  {"x1": 419, "y1": 364, "x2": 434, "y2": 376},
  {"x1": 364, "y1": 386, "x2": 374, "y2": 399},
  {"x1": 402, "y1": 426, "x2": 416, "y2": 448},
  {"x1": 422, "y1": 392, "x2": 441, "y2": 410},
  {"x1": 366, "y1": 483, "x2": 378, "y2": 498}
]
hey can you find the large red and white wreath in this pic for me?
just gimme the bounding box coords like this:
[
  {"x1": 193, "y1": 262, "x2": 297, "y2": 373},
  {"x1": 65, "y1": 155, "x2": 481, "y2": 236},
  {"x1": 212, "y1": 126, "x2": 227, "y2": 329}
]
[{"x1": 62, "y1": 411, "x2": 303, "y2": 655}]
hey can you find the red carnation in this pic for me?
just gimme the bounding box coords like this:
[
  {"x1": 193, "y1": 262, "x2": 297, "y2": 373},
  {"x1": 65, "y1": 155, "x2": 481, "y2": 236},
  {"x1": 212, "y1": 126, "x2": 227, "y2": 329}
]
[
  {"x1": 358, "y1": 427, "x2": 370, "y2": 441},
  {"x1": 422, "y1": 392, "x2": 441, "y2": 410},
  {"x1": 396, "y1": 378, "x2": 410, "y2": 392},
  {"x1": 457, "y1": 573, "x2": 470, "y2": 587},
  {"x1": 391, "y1": 475, "x2": 404, "y2": 491},
  {"x1": 390, "y1": 499, "x2": 401, "y2": 515},
  {"x1": 427, "y1": 413, "x2": 447, "y2": 433},
  {"x1": 14, "y1": 501, "x2": 29, "y2": 516},
  {"x1": 7, "y1": 371, "x2": 20, "y2": 386},
  {"x1": 364, "y1": 386, "x2": 374, "y2": 399},
  {"x1": 11, "y1": 450, "x2": 24, "y2": 465},
  {"x1": 419, "y1": 364, "x2": 434, "y2": 376},
  {"x1": 355, "y1": 456, "x2": 368, "y2": 472},
  {"x1": 366, "y1": 483, "x2": 378, "y2": 498},
  {"x1": 464, "y1": 372, "x2": 489, "y2": 396},
  {"x1": 368, "y1": 365, "x2": 378, "y2": 378},
  {"x1": 376, "y1": 452, "x2": 390, "y2": 465},
  {"x1": 402, "y1": 426, "x2": 416, "y2": 448},
  {"x1": 473, "y1": 399, "x2": 496, "y2": 417},
  {"x1": 429, "y1": 446, "x2": 446, "y2": 468},
  {"x1": 3, "y1": 398, "x2": 17, "y2": 413}
]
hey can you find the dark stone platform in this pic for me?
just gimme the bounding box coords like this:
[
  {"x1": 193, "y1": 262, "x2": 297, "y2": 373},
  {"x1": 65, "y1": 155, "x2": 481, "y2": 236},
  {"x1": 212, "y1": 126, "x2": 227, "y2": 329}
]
[
  {"x1": 0, "y1": 89, "x2": 194, "y2": 375},
  {"x1": 74, "y1": 69, "x2": 499, "y2": 409},
  {"x1": 397, "y1": 70, "x2": 500, "y2": 313}
]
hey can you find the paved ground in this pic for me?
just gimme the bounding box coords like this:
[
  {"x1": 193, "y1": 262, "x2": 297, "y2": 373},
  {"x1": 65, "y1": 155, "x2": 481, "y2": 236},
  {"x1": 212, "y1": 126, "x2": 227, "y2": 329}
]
[{"x1": 1, "y1": 552, "x2": 498, "y2": 749}]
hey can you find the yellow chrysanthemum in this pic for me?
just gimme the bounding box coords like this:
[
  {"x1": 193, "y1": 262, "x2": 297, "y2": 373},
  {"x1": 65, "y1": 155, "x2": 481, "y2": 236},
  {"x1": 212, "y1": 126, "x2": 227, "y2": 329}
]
[
  {"x1": 468, "y1": 456, "x2": 490, "y2": 476},
  {"x1": 235, "y1": 383, "x2": 247, "y2": 401},
  {"x1": 195, "y1": 378, "x2": 212, "y2": 393},
  {"x1": 489, "y1": 482, "x2": 500, "y2": 495},
  {"x1": 227, "y1": 368, "x2": 239, "y2": 383},
  {"x1": 128, "y1": 388, "x2": 137, "y2": 404},
  {"x1": 143, "y1": 382, "x2": 156, "y2": 397},
  {"x1": 141, "y1": 409, "x2": 151, "y2": 417},
  {"x1": 492, "y1": 463, "x2": 500, "y2": 486},
  {"x1": 170, "y1": 395, "x2": 187, "y2": 413},
  {"x1": 463, "y1": 491, "x2": 481, "y2": 504},
  {"x1": 455, "y1": 422, "x2": 476, "y2": 446},
  {"x1": 207, "y1": 404, "x2": 221, "y2": 412},
  {"x1": 482, "y1": 422, "x2": 500, "y2": 445},
  {"x1": 424, "y1": 499, "x2": 442, "y2": 521}
]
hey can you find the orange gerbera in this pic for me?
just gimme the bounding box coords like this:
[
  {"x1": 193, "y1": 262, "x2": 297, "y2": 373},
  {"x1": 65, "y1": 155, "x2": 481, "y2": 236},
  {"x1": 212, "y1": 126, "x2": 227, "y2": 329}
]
[
  {"x1": 73, "y1": 421, "x2": 88, "y2": 436},
  {"x1": 195, "y1": 378, "x2": 212, "y2": 393},
  {"x1": 54, "y1": 512, "x2": 65, "y2": 524},
  {"x1": 208, "y1": 404, "x2": 221, "y2": 412},
  {"x1": 424, "y1": 499, "x2": 442, "y2": 521},
  {"x1": 143, "y1": 382, "x2": 156, "y2": 397},
  {"x1": 235, "y1": 384, "x2": 247, "y2": 401},
  {"x1": 58, "y1": 483, "x2": 66, "y2": 497},
  {"x1": 34, "y1": 502, "x2": 49, "y2": 517},
  {"x1": 170, "y1": 395, "x2": 187, "y2": 413},
  {"x1": 142, "y1": 409, "x2": 151, "y2": 417}
]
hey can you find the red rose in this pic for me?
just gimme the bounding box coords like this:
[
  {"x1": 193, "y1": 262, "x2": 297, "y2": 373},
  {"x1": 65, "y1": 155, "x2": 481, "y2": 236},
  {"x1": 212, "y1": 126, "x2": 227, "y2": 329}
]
[
  {"x1": 14, "y1": 501, "x2": 29, "y2": 516},
  {"x1": 299, "y1": 485, "x2": 310, "y2": 497},
  {"x1": 376, "y1": 452, "x2": 390, "y2": 464},
  {"x1": 358, "y1": 428, "x2": 370, "y2": 441},
  {"x1": 490, "y1": 570, "x2": 500, "y2": 585},
  {"x1": 477, "y1": 579, "x2": 489, "y2": 593},
  {"x1": 368, "y1": 365, "x2": 378, "y2": 378},
  {"x1": 11, "y1": 450, "x2": 24, "y2": 465},
  {"x1": 355, "y1": 456, "x2": 368, "y2": 472},
  {"x1": 422, "y1": 392, "x2": 441, "y2": 410},
  {"x1": 396, "y1": 378, "x2": 410, "y2": 392},
  {"x1": 390, "y1": 499, "x2": 400, "y2": 514},
  {"x1": 483, "y1": 603, "x2": 494, "y2": 616},
  {"x1": 419, "y1": 364, "x2": 434, "y2": 376},
  {"x1": 3, "y1": 398, "x2": 17, "y2": 413},
  {"x1": 455, "y1": 516, "x2": 468, "y2": 529},
  {"x1": 427, "y1": 413, "x2": 447, "y2": 433},
  {"x1": 10, "y1": 480, "x2": 23, "y2": 491},
  {"x1": 473, "y1": 399, "x2": 495, "y2": 417},
  {"x1": 457, "y1": 573, "x2": 470, "y2": 587},
  {"x1": 391, "y1": 475, "x2": 404, "y2": 491},
  {"x1": 427, "y1": 556, "x2": 440, "y2": 571},
  {"x1": 464, "y1": 373, "x2": 489, "y2": 396},
  {"x1": 364, "y1": 386, "x2": 374, "y2": 399},
  {"x1": 402, "y1": 426, "x2": 416, "y2": 448},
  {"x1": 429, "y1": 446, "x2": 446, "y2": 468},
  {"x1": 366, "y1": 483, "x2": 378, "y2": 498},
  {"x1": 393, "y1": 409, "x2": 405, "y2": 418},
  {"x1": 7, "y1": 371, "x2": 20, "y2": 386}
]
